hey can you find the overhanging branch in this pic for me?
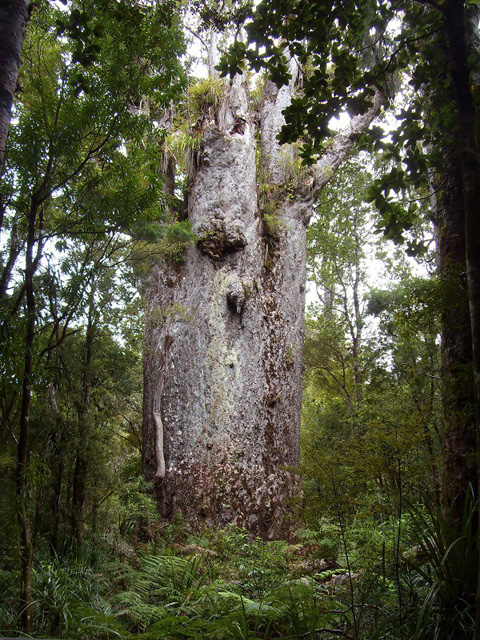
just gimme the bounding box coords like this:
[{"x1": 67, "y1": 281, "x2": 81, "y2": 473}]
[{"x1": 312, "y1": 89, "x2": 386, "y2": 196}]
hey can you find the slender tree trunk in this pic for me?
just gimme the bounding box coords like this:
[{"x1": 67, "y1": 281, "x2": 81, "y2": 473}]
[
  {"x1": 352, "y1": 227, "x2": 364, "y2": 407},
  {"x1": 435, "y1": 157, "x2": 476, "y2": 528},
  {"x1": 0, "y1": 0, "x2": 30, "y2": 176},
  {"x1": 0, "y1": 211, "x2": 23, "y2": 298},
  {"x1": 71, "y1": 289, "x2": 95, "y2": 552},
  {"x1": 445, "y1": 0, "x2": 480, "y2": 427},
  {"x1": 443, "y1": 0, "x2": 480, "y2": 631},
  {"x1": 207, "y1": 27, "x2": 219, "y2": 78},
  {"x1": 16, "y1": 201, "x2": 39, "y2": 632},
  {"x1": 50, "y1": 440, "x2": 64, "y2": 555},
  {"x1": 46, "y1": 379, "x2": 65, "y2": 555},
  {"x1": 71, "y1": 454, "x2": 87, "y2": 550},
  {"x1": 418, "y1": 0, "x2": 478, "y2": 534},
  {"x1": 444, "y1": 0, "x2": 480, "y2": 480}
]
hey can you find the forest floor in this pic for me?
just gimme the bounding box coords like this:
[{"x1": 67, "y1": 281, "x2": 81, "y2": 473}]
[{"x1": 2, "y1": 511, "x2": 461, "y2": 640}]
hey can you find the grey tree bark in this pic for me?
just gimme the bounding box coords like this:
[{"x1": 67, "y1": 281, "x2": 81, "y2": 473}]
[
  {"x1": 0, "y1": 0, "x2": 30, "y2": 175},
  {"x1": 142, "y1": 68, "x2": 383, "y2": 538}
]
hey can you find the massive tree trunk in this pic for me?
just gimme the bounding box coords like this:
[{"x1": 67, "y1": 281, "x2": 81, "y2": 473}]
[
  {"x1": 143, "y1": 73, "x2": 308, "y2": 538},
  {"x1": 142, "y1": 68, "x2": 383, "y2": 538}
]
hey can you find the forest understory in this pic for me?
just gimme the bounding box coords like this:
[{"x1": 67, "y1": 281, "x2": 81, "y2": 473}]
[{"x1": 2, "y1": 503, "x2": 474, "y2": 640}]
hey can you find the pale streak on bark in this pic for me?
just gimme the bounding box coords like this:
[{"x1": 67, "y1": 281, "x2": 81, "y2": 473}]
[
  {"x1": 153, "y1": 411, "x2": 165, "y2": 480},
  {"x1": 153, "y1": 334, "x2": 173, "y2": 481},
  {"x1": 207, "y1": 27, "x2": 219, "y2": 78},
  {"x1": 312, "y1": 89, "x2": 386, "y2": 194}
]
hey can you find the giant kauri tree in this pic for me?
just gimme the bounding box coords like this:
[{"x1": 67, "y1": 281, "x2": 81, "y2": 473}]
[{"x1": 142, "y1": 36, "x2": 384, "y2": 537}]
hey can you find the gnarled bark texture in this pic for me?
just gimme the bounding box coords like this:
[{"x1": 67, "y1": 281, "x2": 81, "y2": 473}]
[
  {"x1": 143, "y1": 74, "x2": 309, "y2": 538},
  {"x1": 142, "y1": 71, "x2": 383, "y2": 538}
]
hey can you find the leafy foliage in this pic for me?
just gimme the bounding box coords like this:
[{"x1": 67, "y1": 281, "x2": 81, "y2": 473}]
[
  {"x1": 219, "y1": 0, "x2": 478, "y2": 254},
  {"x1": 188, "y1": 76, "x2": 226, "y2": 122},
  {"x1": 0, "y1": 0, "x2": 186, "y2": 631}
]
